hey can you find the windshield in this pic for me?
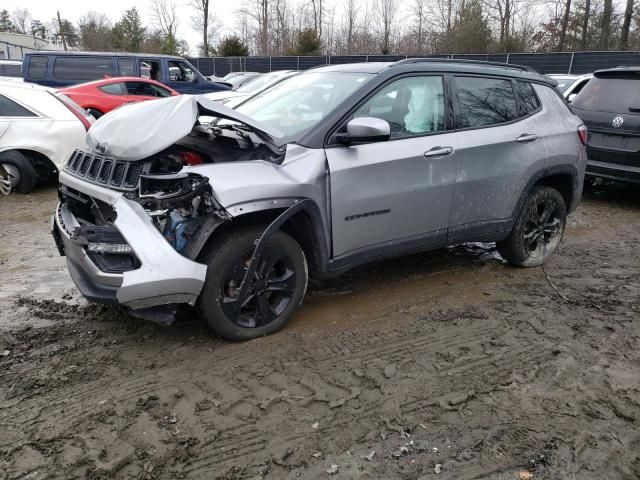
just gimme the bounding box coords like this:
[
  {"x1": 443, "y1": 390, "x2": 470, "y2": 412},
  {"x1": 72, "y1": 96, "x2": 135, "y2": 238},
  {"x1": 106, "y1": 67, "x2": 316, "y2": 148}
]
[
  {"x1": 236, "y1": 71, "x2": 374, "y2": 138},
  {"x1": 237, "y1": 72, "x2": 288, "y2": 94},
  {"x1": 551, "y1": 76, "x2": 576, "y2": 94},
  {"x1": 228, "y1": 74, "x2": 259, "y2": 88}
]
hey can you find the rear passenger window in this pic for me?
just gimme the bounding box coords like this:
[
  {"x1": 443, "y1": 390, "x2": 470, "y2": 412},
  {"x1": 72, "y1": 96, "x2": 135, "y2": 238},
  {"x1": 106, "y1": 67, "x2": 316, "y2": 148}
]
[
  {"x1": 455, "y1": 76, "x2": 518, "y2": 128},
  {"x1": 0, "y1": 94, "x2": 36, "y2": 117},
  {"x1": 54, "y1": 57, "x2": 114, "y2": 81},
  {"x1": 517, "y1": 81, "x2": 540, "y2": 116},
  {"x1": 117, "y1": 58, "x2": 135, "y2": 76},
  {"x1": 353, "y1": 75, "x2": 445, "y2": 139},
  {"x1": 99, "y1": 83, "x2": 126, "y2": 95},
  {"x1": 28, "y1": 56, "x2": 48, "y2": 80}
]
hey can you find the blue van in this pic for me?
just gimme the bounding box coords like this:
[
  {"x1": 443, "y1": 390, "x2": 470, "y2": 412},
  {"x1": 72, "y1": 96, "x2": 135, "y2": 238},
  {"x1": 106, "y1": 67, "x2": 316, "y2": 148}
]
[{"x1": 22, "y1": 52, "x2": 230, "y2": 94}]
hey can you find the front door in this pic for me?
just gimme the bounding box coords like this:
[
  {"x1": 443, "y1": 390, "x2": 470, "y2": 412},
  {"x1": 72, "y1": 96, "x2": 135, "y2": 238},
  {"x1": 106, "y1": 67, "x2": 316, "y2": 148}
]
[{"x1": 326, "y1": 74, "x2": 459, "y2": 259}]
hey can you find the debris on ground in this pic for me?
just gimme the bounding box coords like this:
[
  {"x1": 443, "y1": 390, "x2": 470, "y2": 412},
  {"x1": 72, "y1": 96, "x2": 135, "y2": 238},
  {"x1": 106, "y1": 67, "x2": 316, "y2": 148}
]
[
  {"x1": 326, "y1": 464, "x2": 339, "y2": 475},
  {"x1": 362, "y1": 450, "x2": 376, "y2": 461}
]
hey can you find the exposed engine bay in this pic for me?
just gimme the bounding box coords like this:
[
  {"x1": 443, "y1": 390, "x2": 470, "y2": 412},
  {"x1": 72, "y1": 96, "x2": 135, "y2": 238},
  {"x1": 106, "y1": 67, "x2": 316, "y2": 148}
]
[{"x1": 59, "y1": 118, "x2": 289, "y2": 273}]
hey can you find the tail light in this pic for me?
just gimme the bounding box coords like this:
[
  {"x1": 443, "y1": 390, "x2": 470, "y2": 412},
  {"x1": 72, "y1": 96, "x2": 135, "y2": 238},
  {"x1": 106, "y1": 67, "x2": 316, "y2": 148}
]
[
  {"x1": 53, "y1": 92, "x2": 93, "y2": 131},
  {"x1": 578, "y1": 124, "x2": 588, "y2": 146},
  {"x1": 181, "y1": 151, "x2": 203, "y2": 166}
]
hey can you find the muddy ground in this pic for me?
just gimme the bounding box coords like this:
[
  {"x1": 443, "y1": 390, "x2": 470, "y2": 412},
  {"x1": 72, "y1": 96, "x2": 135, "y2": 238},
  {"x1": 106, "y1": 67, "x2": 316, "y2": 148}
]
[{"x1": 0, "y1": 184, "x2": 639, "y2": 480}]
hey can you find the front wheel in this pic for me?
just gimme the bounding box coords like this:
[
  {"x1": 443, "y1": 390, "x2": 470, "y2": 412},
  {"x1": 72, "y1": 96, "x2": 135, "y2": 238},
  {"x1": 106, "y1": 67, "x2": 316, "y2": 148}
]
[
  {"x1": 497, "y1": 186, "x2": 567, "y2": 267},
  {"x1": 198, "y1": 226, "x2": 308, "y2": 341}
]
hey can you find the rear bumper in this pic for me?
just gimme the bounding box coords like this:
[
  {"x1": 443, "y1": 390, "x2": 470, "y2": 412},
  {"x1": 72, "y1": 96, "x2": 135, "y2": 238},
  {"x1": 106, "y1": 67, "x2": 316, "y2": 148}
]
[
  {"x1": 586, "y1": 159, "x2": 640, "y2": 183},
  {"x1": 53, "y1": 171, "x2": 207, "y2": 309}
]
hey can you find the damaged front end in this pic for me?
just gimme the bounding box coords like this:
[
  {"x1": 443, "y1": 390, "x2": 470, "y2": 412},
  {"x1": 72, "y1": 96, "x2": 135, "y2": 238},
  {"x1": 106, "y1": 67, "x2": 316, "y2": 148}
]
[{"x1": 52, "y1": 95, "x2": 289, "y2": 323}]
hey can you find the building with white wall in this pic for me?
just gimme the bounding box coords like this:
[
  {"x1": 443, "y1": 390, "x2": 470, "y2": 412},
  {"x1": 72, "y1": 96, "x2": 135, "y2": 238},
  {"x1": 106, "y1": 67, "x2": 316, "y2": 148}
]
[{"x1": 0, "y1": 32, "x2": 63, "y2": 60}]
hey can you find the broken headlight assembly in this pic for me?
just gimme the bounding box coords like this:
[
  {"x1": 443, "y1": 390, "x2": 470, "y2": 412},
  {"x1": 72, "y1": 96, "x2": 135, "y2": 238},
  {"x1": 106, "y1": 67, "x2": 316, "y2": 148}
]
[{"x1": 137, "y1": 173, "x2": 227, "y2": 254}]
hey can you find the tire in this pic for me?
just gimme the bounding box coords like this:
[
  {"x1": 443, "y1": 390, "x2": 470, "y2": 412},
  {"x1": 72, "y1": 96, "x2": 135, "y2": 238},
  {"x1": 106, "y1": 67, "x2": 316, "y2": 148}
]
[
  {"x1": 197, "y1": 225, "x2": 308, "y2": 341},
  {"x1": 0, "y1": 150, "x2": 37, "y2": 194},
  {"x1": 87, "y1": 108, "x2": 103, "y2": 119},
  {"x1": 497, "y1": 186, "x2": 567, "y2": 267}
]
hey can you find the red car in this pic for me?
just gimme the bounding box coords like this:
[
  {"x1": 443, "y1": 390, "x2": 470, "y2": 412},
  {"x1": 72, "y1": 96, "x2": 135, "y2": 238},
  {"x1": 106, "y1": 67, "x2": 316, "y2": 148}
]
[{"x1": 60, "y1": 77, "x2": 180, "y2": 119}]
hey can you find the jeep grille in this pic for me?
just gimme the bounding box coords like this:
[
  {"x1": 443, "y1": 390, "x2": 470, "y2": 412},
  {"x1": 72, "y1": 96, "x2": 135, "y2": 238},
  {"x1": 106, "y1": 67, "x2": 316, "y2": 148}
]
[{"x1": 65, "y1": 150, "x2": 143, "y2": 191}]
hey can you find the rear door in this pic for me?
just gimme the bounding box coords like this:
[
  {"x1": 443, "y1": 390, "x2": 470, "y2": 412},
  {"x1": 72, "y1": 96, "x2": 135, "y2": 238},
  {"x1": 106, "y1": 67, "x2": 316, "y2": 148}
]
[
  {"x1": 572, "y1": 72, "x2": 640, "y2": 169},
  {"x1": 326, "y1": 74, "x2": 459, "y2": 259},
  {"x1": 450, "y1": 76, "x2": 546, "y2": 241}
]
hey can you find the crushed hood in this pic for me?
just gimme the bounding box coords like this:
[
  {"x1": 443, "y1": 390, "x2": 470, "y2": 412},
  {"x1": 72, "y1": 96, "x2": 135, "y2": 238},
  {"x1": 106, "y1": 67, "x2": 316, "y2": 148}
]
[{"x1": 86, "y1": 95, "x2": 284, "y2": 161}]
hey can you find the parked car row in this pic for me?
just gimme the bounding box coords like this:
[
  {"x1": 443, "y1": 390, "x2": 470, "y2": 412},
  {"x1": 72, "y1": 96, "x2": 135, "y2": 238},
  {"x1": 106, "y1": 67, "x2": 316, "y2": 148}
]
[{"x1": 0, "y1": 51, "x2": 297, "y2": 194}]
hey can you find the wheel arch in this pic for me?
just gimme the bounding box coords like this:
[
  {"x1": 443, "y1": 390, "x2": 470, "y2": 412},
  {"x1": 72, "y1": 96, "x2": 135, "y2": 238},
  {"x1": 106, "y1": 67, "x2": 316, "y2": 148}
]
[
  {"x1": 0, "y1": 148, "x2": 58, "y2": 182},
  {"x1": 193, "y1": 199, "x2": 331, "y2": 276},
  {"x1": 513, "y1": 165, "x2": 580, "y2": 220}
]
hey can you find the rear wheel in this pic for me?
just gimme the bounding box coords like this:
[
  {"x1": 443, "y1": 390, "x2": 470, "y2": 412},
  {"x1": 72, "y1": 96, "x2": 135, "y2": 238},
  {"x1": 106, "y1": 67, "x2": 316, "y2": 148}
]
[
  {"x1": 497, "y1": 186, "x2": 567, "y2": 267},
  {"x1": 198, "y1": 225, "x2": 308, "y2": 341},
  {"x1": 0, "y1": 150, "x2": 37, "y2": 194}
]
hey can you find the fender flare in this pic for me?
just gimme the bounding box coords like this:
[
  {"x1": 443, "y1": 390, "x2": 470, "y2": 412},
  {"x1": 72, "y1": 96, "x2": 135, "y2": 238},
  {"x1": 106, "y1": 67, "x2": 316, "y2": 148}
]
[
  {"x1": 511, "y1": 164, "x2": 580, "y2": 221},
  {"x1": 234, "y1": 199, "x2": 317, "y2": 305},
  {"x1": 185, "y1": 198, "x2": 331, "y2": 272}
]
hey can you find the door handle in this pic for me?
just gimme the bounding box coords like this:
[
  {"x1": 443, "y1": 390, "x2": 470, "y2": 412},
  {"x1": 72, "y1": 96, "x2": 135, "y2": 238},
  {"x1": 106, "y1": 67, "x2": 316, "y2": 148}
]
[
  {"x1": 424, "y1": 146, "x2": 454, "y2": 157},
  {"x1": 516, "y1": 133, "x2": 537, "y2": 143}
]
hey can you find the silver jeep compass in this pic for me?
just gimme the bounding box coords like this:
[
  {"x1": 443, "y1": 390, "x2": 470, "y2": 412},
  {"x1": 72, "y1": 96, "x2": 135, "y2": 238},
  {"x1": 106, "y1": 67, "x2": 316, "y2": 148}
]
[{"x1": 52, "y1": 59, "x2": 587, "y2": 340}]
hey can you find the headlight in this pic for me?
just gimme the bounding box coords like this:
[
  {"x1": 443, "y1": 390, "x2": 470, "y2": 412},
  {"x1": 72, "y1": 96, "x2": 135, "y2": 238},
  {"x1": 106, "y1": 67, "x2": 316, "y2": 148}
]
[{"x1": 87, "y1": 242, "x2": 133, "y2": 254}]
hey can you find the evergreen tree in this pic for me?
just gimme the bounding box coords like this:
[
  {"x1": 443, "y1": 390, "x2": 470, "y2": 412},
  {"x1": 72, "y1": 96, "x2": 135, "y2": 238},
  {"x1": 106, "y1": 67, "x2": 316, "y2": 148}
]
[
  {"x1": 112, "y1": 8, "x2": 146, "y2": 52},
  {"x1": 288, "y1": 28, "x2": 322, "y2": 55},
  {"x1": 30, "y1": 19, "x2": 47, "y2": 40},
  {"x1": 447, "y1": 0, "x2": 492, "y2": 53},
  {"x1": 0, "y1": 10, "x2": 15, "y2": 33},
  {"x1": 216, "y1": 36, "x2": 249, "y2": 56},
  {"x1": 58, "y1": 18, "x2": 79, "y2": 48}
]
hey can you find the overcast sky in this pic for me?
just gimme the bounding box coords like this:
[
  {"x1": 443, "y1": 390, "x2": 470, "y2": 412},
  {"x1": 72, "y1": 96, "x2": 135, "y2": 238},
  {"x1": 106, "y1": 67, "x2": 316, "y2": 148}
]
[{"x1": 2, "y1": 0, "x2": 239, "y2": 55}]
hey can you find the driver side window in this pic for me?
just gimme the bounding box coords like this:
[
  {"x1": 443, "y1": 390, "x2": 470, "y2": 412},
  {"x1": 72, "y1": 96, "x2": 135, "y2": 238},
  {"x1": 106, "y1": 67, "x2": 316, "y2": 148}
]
[
  {"x1": 353, "y1": 76, "x2": 445, "y2": 139},
  {"x1": 168, "y1": 61, "x2": 196, "y2": 82}
]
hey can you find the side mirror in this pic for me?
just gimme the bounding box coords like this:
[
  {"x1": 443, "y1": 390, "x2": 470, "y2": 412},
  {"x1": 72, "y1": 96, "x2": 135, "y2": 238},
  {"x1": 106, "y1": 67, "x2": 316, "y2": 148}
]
[
  {"x1": 336, "y1": 117, "x2": 391, "y2": 145},
  {"x1": 567, "y1": 93, "x2": 577, "y2": 103}
]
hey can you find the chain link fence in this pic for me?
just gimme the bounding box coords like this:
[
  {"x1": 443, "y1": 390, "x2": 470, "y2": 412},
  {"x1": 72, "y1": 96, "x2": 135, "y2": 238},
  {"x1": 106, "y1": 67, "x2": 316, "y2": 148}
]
[{"x1": 188, "y1": 51, "x2": 640, "y2": 77}]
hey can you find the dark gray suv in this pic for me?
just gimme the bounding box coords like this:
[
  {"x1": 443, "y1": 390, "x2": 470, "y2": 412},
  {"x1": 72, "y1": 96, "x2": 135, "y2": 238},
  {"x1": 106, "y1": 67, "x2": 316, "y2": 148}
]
[{"x1": 53, "y1": 59, "x2": 587, "y2": 340}]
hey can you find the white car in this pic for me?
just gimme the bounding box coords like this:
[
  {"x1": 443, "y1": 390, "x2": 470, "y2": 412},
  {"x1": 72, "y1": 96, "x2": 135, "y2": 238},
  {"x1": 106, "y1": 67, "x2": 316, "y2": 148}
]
[
  {"x1": 548, "y1": 73, "x2": 593, "y2": 102},
  {"x1": 0, "y1": 81, "x2": 93, "y2": 194},
  {"x1": 204, "y1": 70, "x2": 298, "y2": 108}
]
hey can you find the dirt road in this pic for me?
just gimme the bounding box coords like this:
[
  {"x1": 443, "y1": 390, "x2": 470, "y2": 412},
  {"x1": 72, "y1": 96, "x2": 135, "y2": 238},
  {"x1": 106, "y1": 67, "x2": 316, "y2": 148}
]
[{"x1": 1, "y1": 184, "x2": 639, "y2": 480}]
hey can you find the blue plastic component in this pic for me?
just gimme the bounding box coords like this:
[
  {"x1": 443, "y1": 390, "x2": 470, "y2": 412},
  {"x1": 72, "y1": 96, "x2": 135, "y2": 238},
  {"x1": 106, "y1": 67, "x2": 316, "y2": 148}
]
[{"x1": 163, "y1": 211, "x2": 197, "y2": 253}]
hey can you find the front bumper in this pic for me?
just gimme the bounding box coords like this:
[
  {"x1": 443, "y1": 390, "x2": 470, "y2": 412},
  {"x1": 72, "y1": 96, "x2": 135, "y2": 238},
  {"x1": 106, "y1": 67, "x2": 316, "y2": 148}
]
[{"x1": 53, "y1": 171, "x2": 207, "y2": 309}]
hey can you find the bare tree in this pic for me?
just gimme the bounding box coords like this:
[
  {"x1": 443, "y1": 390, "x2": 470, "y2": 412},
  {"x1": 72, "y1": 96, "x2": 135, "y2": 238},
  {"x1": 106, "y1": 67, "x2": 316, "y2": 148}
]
[
  {"x1": 11, "y1": 8, "x2": 31, "y2": 34},
  {"x1": 343, "y1": 0, "x2": 359, "y2": 53},
  {"x1": 190, "y1": 0, "x2": 221, "y2": 55},
  {"x1": 150, "y1": 0, "x2": 178, "y2": 38},
  {"x1": 411, "y1": 0, "x2": 428, "y2": 53},
  {"x1": 558, "y1": 0, "x2": 572, "y2": 50},
  {"x1": 310, "y1": 0, "x2": 324, "y2": 39},
  {"x1": 619, "y1": 0, "x2": 634, "y2": 49},
  {"x1": 374, "y1": 0, "x2": 399, "y2": 53},
  {"x1": 241, "y1": 0, "x2": 269, "y2": 54},
  {"x1": 600, "y1": 0, "x2": 612, "y2": 49},
  {"x1": 581, "y1": 0, "x2": 591, "y2": 49}
]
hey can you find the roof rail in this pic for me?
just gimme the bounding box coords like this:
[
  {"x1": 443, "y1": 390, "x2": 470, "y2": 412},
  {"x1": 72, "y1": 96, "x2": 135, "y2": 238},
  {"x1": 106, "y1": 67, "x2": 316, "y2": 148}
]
[{"x1": 392, "y1": 57, "x2": 535, "y2": 73}]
